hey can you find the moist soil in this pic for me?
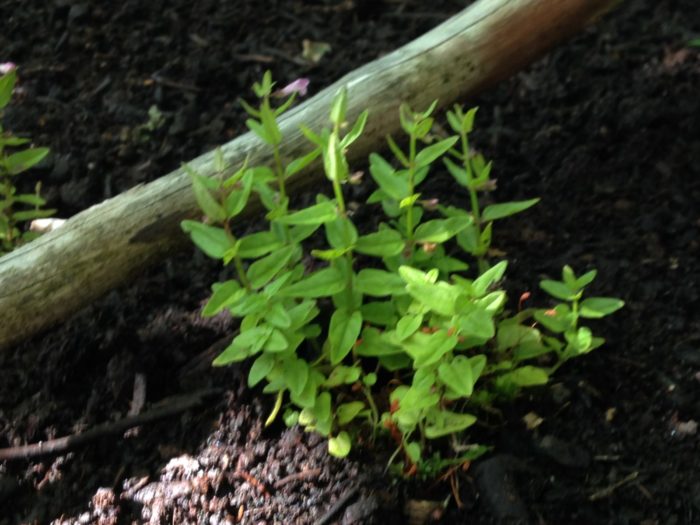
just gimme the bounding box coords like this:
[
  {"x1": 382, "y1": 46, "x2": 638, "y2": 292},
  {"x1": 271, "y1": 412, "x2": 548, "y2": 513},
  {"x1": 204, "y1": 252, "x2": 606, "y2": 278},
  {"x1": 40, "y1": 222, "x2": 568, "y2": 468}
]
[{"x1": 1, "y1": 0, "x2": 700, "y2": 523}]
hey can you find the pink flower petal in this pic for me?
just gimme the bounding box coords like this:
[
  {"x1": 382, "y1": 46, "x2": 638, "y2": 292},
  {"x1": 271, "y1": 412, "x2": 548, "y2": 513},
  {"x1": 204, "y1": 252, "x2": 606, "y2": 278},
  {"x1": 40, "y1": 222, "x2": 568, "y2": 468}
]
[
  {"x1": 279, "y1": 78, "x2": 309, "y2": 97},
  {"x1": 0, "y1": 62, "x2": 17, "y2": 74}
]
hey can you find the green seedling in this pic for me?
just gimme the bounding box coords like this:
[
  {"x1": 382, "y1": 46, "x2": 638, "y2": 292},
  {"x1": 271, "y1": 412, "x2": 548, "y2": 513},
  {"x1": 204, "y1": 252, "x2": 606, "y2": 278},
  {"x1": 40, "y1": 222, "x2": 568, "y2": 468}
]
[{"x1": 0, "y1": 68, "x2": 55, "y2": 254}]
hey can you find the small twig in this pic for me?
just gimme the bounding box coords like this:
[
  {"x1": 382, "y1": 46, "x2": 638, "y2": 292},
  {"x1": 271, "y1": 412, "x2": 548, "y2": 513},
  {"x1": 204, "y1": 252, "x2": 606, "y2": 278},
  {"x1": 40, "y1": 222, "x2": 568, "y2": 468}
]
[
  {"x1": 589, "y1": 471, "x2": 639, "y2": 501},
  {"x1": 274, "y1": 468, "x2": 321, "y2": 489},
  {"x1": 0, "y1": 388, "x2": 222, "y2": 462},
  {"x1": 314, "y1": 483, "x2": 362, "y2": 525},
  {"x1": 233, "y1": 470, "x2": 270, "y2": 497}
]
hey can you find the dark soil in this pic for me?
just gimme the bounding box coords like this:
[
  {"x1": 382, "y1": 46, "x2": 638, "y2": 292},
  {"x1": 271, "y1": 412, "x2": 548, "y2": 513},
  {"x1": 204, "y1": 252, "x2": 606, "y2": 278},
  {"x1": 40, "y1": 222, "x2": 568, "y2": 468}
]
[{"x1": 1, "y1": 0, "x2": 700, "y2": 524}]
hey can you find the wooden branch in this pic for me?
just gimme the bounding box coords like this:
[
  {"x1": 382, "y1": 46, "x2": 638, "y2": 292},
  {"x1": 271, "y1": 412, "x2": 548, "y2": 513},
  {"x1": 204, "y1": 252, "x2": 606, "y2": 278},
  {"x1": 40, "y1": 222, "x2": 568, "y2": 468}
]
[
  {"x1": 0, "y1": 389, "x2": 222, "y2": 462},
  {"x1": 0, "y1": 0, "x2": 621, "y2": 350}
]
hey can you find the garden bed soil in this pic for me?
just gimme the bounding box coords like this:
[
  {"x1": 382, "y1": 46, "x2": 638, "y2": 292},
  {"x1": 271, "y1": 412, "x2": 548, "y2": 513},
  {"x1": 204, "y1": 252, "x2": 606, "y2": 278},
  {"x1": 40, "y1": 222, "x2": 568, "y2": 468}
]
[{"x1": 1, "y1": 0, "x2": 700, "y2": 523}]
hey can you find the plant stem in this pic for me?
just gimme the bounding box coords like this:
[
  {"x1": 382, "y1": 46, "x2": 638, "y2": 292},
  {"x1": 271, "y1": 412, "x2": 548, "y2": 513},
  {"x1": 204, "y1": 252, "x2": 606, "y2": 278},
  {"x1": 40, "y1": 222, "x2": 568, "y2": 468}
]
[
  {"x1": 460, "y1": 131, "x2": 487, "y2": 273},
  {"x1": 362, "y1": 386, "x2": 379, "y2": 441},
  {"x1": 265, "y1": 390, "x2": 284, "y2": 427},
  {"x1": 223, "y1": 221, "x2": 252, "y2": 291},
  {"x1": 405, "y1": 133, "x2": 417, "y2": 241}
]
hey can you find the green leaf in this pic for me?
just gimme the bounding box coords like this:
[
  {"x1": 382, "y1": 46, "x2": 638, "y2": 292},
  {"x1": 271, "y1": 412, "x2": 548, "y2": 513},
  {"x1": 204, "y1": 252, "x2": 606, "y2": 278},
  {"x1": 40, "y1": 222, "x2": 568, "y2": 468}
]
[
  {"x1": 328, "y1": 431, "x2": 352, "y2": 458},
  {"x1": 285, "y1": 148, "x2": 321, "y2": 178},
  {"x1": 438, "y1": 356, "x2": 475, "y2": 397},
  {"x1": 325, "y1": 216, "x2": 358, "y2": 250},
  {"x1": 329, "y1": 309, "x2": 362, "y2": 364},
  {"x1": 202, "y1": 280, "x2": 243, "y2": 316},
  {"x1": 186, "y1": 166, "x2": 226, "y2": 222},
  {"x1": 481, "y1": 198, "x2": 539, "y2": 222},
  {"x1": 263, "y1": 301, "x2": 292, "y2": 328},
  {"x1": 4, "y1": 147, "x2": 50, "y2": 175},
  {"x1": 355, "y1": 269, "x2": 406, "y2": 297},
  {"x1": 341, "y1": 109, "x2": 369, "y2": 148},
  {"x1": 414, "y1": 217, "x2": 468, "y2": 243},
  {"x1": 0, "y1": 70, "x2": 16, "y2": 109},
  {"x1": 533, "y1": 305, "x2": 574, "y2": 333},
  {"x1": 224, "y1": 169, "x2": 254, "y2": 217},
  {"x1": 404, "y1": 330, "x2": 458, "y2": 368},
  {"x1": 472, "y1": 261, "x2": 508, "y2": 296},
  {"x1": 359, "y1": 302, "x2": 397, "y2": 327},
  {"x1": 325, "y1": 365, "x2": 362, "y2": 387},
  {"x1": 424, "y1": 410, "x2": 477, "y2": 439},
  {"x1": 406, "y1": 281, "x2": 459, "y2": 316},
  {"x1": 287, "y1": 300, "x2": 319, "y2": 330},
  {"x1": 264, "y1": 328, "x2": 289, "y2": 352},
  {"x1": 576, "y1": 269, "x2": 598, "y2": 289},
  {"x1": 213, "y1": 326, "x2": 271, "y2": 365},
  {"x1": 280, "y1": 267, "x2": 346, "y2": 298},
  {"x1": 368, "y1": 153, "x2": 409, "y2": 201},
  {"x1": 247, "y1": 245, "x2": 296, "y2": 289},
  {"x1": 285, "y1": 358, "x2": 309, "y2": 396},
  {"x1": 311, "y1": 247, "x2": 351, "y2": 261},
  {"x1": 457, "y1": 307, "x2": 495, "y2": 340},
  {"x1": 500, "y1": 366, "x2": 549, "y2": 386},
  {"x1": 330, "y1": 87, "x2": 348, "y2": 125},
  {"x1": 260, "y1": 102, "x2": 282, "y2": 145},
  {"x1": 181, "y1": 220, "x2": 232, "y2": 259},
  {"x1": 396, "y1": 314, "x2": 423, "y2": 341},
  {"x1": 443, "y1": 157, "x2": 469, "y2": 187},
  {"x1": 246, "y1": 118, "x2": 271, "y2": 144},
  {"x1": 11, "y1": 209, "x2": 55, "y2": 222},
  {"x1": 275, "y1": 201, "x2": 338, "y2": 226},
  {"x1": 540, "y1": 279, "x2": 577, "y2": 301},
  {"x1": 336, "y1": 402, "x2": 365, "y2": 425},
  {"x1": 579, "y1": 297, "x2": 624, "y2": 318},
  {"x1": 237, "y1": 231, "x2": 282, "y2": 258},
  {"x1": 415, "y1": 137, "x2": 459, "y2": 168},
  {"x1": 248, "y1": 353, "x2": 275, "y2": 387},
  {"x1": 354, "y1": 228, "x2": 404, "y2": 257},
  {"x1": 324, "y1": 132, "x2": 348, "y2": 183}
]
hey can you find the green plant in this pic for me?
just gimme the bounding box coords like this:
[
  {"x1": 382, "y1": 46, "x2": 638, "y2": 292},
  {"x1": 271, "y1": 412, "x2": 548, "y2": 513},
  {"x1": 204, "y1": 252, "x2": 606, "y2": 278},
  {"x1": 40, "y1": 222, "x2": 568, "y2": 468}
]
[
  {"x1": 0, "y1": 68, "x2": 55, "y2": 254},
  {"x1": 182, "y1": 72, "x2": 623, "y2": 476}
]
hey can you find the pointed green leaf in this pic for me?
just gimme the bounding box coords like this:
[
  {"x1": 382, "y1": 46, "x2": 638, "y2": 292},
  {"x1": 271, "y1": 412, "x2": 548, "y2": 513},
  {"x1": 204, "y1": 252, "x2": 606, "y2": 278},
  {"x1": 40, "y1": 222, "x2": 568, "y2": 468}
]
[
  {"x1": 396, "y1": 314, "x2": 423, "y2": 341},
  {"x1": 540, "y1": 279, "x2": 577, "y2": 301},
  {"x1": 280, "y1": 267, "x2": 345, "y2": 298},
  {"x1": 202, "y1": 280, "x2": 243, "y2": 316},
  {"x1": 354, "y1": 228, "x2": 404, "y2": 257},
  {"x1": 579, "y1": 297, "x2": 624, "y2": 318},
  {"x1": 247, "y1": 245, "x2": 296, "y2": 289},
  {"x1": 368, "y1": 153, "x2": 409, "y2": 200},
  {"x1": 415, "y1": 137, "x2": 459, "y2": 168},
  {"x1": 181, "y1": 220, "x2": 232, "y2": 259},
  {"x1": 414, "y1": 217, "x2": 468, "y2": 243},
  {"x1": 0, "y1": 70, "x2": 17, "y2": 109},
  {"x1": 248, "y1": 353, "x2": 275, "y2": 387},
  {"x1": 285, "y1": 358, "x2": 309, "y2": 396},
  {"x1": 481, "y1": 198, "x2": 540, "y2": 222},
  {"x1": 237, "y1": 231, "x2": 283, "y2": 258},
  {"x1": 263, "y1": 301, "x2": 292, "y2": 328},
  {"x1": 472, "y1": 261, "x2": 508, "y2": 296},
  {"x1": 336, "y1": 401, "x2": 365, "y2": 425},
  {"x1": 340, "y1": 109, "x2": 368, "y2": 148},
  {"x1": 355, "y1": 269, "x2": 406, "y2": 297},
  {"x1": 329, "y1": 309, "x2": 362, "y2": 364},
  {"x1": 424, "y1": 410, "x2": 477, "y2": 438},
  {"x1": 275, "y1": 201, "x2": 338, "y2": 226},
  {"x1": 4, "y1": 147, "x2": 50, "y2": 175}
]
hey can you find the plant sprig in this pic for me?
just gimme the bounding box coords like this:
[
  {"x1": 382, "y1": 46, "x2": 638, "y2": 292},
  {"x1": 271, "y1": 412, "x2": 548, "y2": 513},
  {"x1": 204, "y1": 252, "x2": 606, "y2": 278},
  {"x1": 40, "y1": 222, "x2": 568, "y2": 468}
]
[{"x1": 182, "y1": 72, "x2": 623, "y2": 476}]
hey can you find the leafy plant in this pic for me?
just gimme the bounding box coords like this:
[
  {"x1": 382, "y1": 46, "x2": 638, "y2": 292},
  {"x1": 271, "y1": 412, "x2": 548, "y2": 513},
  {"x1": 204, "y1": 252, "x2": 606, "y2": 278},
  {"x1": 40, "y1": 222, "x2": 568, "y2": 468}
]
[
  {"x1": 182, "y1": 72, "x2": 623, "y2": 476},
  {"x1": 0, "y1": 67, "x2": 55, "y2": 254}
]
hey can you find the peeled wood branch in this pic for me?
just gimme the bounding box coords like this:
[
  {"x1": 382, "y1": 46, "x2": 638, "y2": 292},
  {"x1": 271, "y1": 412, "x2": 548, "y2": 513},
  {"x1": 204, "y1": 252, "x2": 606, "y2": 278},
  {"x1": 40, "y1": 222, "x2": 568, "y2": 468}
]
[{"x1": 0, "y1": 0, "x2": 621, "y2": 350}]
